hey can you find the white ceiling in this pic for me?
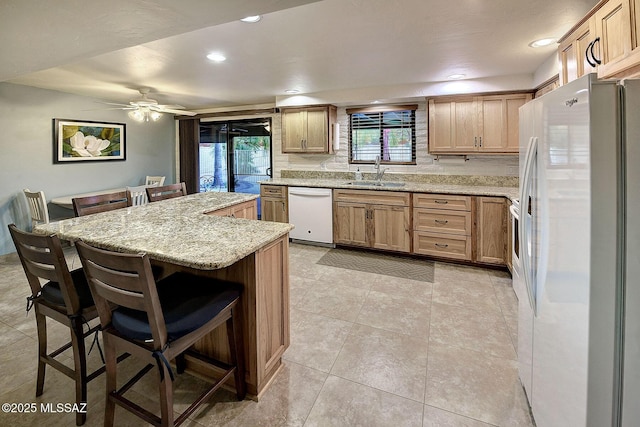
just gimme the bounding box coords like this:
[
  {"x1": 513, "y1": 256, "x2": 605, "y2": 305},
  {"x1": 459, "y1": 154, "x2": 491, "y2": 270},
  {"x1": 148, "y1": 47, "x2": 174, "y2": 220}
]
[{"x1": 2, "y1": 0, "x2": 599, "y2": 111}]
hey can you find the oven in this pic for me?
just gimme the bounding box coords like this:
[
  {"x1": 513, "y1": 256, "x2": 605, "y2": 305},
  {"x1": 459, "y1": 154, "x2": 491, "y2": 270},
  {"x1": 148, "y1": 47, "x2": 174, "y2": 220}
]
[{"x1": 509, "y1": 198, "x2": 520, "y2": 269}]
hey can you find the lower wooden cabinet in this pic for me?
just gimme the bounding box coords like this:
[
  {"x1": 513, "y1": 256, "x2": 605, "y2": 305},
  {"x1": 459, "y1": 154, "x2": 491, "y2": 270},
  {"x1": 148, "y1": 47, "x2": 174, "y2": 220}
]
[
  {"x1": 475, "y1": 196, "x2": 508, "y2": 265},
  {"x1": 260, "y1": 185, "x2": 288, "y2": 223},
  {"x1": 412, "y1": 193, "x2": 473, "y2": 261},
  {"x1": 207, "y1": 199, "x2": 257, "y2": 219},
  {"x1": 333, "y1": 189, "x2": 411, "y2": 253}
]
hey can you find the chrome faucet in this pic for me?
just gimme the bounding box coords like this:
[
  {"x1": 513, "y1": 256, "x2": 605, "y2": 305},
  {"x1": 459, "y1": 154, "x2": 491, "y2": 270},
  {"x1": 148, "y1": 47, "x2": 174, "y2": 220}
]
[{"x1": 374, "y1": 155, "x2": 387, "y2": 182}]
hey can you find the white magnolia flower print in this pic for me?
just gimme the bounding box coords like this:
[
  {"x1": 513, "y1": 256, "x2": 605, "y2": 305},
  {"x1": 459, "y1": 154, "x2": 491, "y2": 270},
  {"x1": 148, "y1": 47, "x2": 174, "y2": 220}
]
[{"x1": 70, "y1": 131, "x2": 110, "y2": 157}]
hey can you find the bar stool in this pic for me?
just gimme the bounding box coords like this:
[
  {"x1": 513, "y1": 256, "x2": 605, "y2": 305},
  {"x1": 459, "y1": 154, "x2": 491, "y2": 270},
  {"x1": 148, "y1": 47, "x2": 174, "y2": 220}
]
[
  {"x1": 8, "y1": 224, "x2": 104, "y2": 426},
  {"x1": 75, "y1": 240, "x2": 246, "y2": 427},
  {"x1": 72, "y1": 191, "x2": 128, "y2": 217},
  {"x1": 146, "y1": 182, "x2": 187, "y2": 202}
]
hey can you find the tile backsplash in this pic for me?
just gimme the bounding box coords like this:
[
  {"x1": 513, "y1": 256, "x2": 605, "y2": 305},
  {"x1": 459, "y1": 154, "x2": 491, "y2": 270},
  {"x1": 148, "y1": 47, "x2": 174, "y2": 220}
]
[{"x1": 280, "y1": 170, "x2": 519, "y2": 187}]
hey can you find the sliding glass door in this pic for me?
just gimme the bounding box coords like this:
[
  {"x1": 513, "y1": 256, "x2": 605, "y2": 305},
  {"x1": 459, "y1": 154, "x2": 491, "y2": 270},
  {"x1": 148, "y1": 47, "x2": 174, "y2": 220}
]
[{"x1": 199, "y1": 119, "x2": 272, "y2": 216}]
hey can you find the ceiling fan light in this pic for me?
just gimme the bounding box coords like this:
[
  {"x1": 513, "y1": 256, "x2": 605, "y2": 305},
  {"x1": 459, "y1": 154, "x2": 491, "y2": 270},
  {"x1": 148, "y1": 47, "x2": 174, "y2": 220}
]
[
  {"x1": 129, "y1": 109, "x2": 145, "y2": 122},
  {"x1": 150, "y1": 111, "x2": 162, "y2": 121}
]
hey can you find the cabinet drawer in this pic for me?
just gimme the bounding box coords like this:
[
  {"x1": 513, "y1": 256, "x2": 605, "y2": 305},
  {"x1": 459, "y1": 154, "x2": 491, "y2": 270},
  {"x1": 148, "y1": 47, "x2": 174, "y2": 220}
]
[
  {"x1": 413, "y1": 208, "x2": 471, "y2": 235},
  {"x1": 413, "y1": 231, "x2": 472, "y2": 261},
  {"x1": 413, "y1": 193, "x2": 471, "y2": 211},
  {"x1": 333, "y1": 189, "x2": 410, "y2": 206},
  {"x1": 261, "y1": 185, "x2": 286, "y2": 198}
]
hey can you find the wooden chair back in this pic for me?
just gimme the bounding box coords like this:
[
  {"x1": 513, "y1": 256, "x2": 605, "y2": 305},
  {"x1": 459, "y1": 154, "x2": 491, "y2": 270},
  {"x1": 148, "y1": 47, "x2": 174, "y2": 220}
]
[
  {"x1": 72, "y1": 191, "x2": 128, "y2": 217},
  {"x1": 8, "y1": 224, "x2": 81, "y2": 314},
  {"x1": 146, "y1": 182, "x2": 187, "y2": 202},
  {"x1": 145, "y1": 176, "x2": 165, "y2": 186},
  {"x1": 23, "y1": 189, "x2": 50, "y2": 227},
  {"x1": 75, "y1": 241, "x2": 169, "y2": 348}
]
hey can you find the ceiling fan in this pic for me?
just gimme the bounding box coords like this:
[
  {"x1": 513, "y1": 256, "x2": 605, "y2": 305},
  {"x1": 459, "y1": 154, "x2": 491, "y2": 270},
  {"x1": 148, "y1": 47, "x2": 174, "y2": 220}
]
[{"x1": 101, "y1": 88, "x2": 197, "y2": 122}]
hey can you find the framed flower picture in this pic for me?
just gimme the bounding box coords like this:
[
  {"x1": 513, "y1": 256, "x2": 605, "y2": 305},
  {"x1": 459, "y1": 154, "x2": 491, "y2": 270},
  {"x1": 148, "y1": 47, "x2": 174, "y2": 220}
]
[{"x1": 53, "y1": 119, "x2": 126, "y2": 163}]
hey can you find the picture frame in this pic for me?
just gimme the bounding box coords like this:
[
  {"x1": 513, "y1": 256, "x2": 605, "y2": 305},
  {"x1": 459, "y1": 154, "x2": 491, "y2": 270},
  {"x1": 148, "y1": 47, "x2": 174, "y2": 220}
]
[{"x1": 53, "y1": 119, "x2": 126, "y2": 163}]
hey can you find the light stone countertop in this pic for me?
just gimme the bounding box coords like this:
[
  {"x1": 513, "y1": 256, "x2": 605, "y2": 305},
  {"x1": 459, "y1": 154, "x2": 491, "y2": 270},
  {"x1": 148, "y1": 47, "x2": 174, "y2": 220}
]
[
  {"x1": 261, "y1": 178, "x2": 519, "y2": 201},
  {"x1": 35, "y1": 192, "x2": 293, "y2": 270}
]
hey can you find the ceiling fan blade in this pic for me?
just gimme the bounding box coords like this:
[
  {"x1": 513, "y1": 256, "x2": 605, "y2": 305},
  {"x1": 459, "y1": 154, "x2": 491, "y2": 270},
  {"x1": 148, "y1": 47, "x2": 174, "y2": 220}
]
[
  {"x1": 156, "y1": 104, "x2": 185, "y2": 110},
  {"x1": 84, "y1": 107, "x2": 138, "y2": 111},
  {"x1": 157, "y1": 107, "x2": 197, "y2": 116},
  {"x1": 96, "y1": 101, "x2": 132, "y2": 107}
]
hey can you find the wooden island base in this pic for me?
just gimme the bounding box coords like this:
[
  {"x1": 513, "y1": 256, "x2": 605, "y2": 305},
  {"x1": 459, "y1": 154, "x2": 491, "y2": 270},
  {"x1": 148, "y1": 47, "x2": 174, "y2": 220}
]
[{"x1": 152, "y1": 234, "x2": 290, "y2": 399}]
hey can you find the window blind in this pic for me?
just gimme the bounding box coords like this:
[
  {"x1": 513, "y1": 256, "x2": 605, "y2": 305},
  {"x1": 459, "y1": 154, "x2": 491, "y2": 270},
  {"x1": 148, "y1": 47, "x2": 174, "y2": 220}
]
[{"x1": 348, "y1": 105, "x2": 417, "y2": 165}]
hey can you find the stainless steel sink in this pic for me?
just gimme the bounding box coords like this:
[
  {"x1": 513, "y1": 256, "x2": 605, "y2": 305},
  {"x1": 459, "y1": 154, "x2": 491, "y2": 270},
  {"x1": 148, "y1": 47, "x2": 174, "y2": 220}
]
[{"x1": 345, "y1": 181, "x2": 405, "y2": 188}]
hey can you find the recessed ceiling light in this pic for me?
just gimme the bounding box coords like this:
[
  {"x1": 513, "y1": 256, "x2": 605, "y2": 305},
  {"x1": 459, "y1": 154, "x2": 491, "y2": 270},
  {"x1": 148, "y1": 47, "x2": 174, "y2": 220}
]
[
  {"x1": 448, "y1": 74, "x2": 466, "y2": 80},
  {"x1": 206, "y1": 52, "x2": 226, "y2": 62},
  {"x1": 528, "y1": 38, "x2": 557, "y2": 48},
  {"x1": 240, "y1": 15, "x2": 261, "y2": 23},
  {"x1": 371, "y1": 100, "x2": 381, "y2": 104},
  {"x1": 284, "y1": 89, "x2": 300, "y2": 94}
]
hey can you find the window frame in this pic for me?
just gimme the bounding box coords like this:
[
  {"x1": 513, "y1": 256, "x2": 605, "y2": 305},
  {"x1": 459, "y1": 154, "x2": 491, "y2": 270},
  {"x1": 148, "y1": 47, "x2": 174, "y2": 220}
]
[{"x1": 347, "y1": 104, "x2": 417, "y2": 165}]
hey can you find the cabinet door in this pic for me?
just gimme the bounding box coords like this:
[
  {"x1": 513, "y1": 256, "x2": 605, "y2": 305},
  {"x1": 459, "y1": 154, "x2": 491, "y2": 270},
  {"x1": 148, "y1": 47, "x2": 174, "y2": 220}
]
[
  {"x1": 475, "y1": 197, "x2": 507, "y2": 265},
  {"x1": 333, "y1": 202, "x2": 369, "y2": 247},
  {"x1": 477, "y1": 97, "x2": 504, "y2": 152},
  {"x1": 504, "y1": 95, "x2": 531, "y2": 152},
  {"x1": 282, "y1": 109, "x2": 305, "y2": 152},
  {"x1": 428, "y1": 99, "x2": 454, "y2": 152},
  {"x1": 559, "y1": 19, "x2": 596, "y2": 85},
  {"x1": 230, "y1": 199, "x2": 257, "y2": 219},
  {"x1": 370, "y1": 205, "x2": 411, "y2": 253},
  {"x1": 304, "y1": 107, "x2": 329, "y2": 152},
  {"x1": 261, "y1": 198, "x2": 288, "y2": 223},
  {"x1": 453, "y1": 99, "x2": 477, "y2": 151},
  {"x1": 428, "y1": 99, "x2": 476, "y2": 153},
  {"x1": 594, "y1": 0, "x2": 630, "y2": 68}
]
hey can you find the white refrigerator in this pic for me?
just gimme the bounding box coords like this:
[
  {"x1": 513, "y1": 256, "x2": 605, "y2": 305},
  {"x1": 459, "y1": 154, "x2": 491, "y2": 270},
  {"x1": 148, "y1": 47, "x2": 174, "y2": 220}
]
[{"x1": 518, "y1": 73, "x2": 639, "y2": 427}]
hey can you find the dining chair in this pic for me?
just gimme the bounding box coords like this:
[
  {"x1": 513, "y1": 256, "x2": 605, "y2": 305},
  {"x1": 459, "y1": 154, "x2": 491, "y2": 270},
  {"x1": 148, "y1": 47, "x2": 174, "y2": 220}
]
[
  {"x1": 145, "y1": 176, "x2": 166, "y2": 186},
  {"x1": 72, "y1": 191, "x2": 128, "y2": 217},
  {"x1": 146, "y1": 182, "x2": 187, "y2": 202},
  {"x1": 23, "y1": 189, "x2": 50, "y2": 229},
  {"x1": 8, "y1": 224, "x2": 104, "y2": 426},
  {"x1": 75, "y1": 240, "x2": 246, "y2": 427},
  {"x1": 126, "y1": 185, "x2": 154, "y2": 207}
]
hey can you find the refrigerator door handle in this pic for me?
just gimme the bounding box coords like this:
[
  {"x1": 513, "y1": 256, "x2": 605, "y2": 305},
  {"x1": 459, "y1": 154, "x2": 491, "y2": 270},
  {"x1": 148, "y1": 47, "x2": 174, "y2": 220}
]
[{"x1": 520, "y1": 136, "x2": 538, "y2": 313}]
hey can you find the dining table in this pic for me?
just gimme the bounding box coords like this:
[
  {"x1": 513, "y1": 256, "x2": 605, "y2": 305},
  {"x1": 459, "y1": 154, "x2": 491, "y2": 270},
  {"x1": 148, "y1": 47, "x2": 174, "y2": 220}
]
[
  {"x1": 50, "y1": 187, "x2": 127, "y2": 210},
  {"x1": 35, "y1": 191, "x2": 293, "y2": 399}
]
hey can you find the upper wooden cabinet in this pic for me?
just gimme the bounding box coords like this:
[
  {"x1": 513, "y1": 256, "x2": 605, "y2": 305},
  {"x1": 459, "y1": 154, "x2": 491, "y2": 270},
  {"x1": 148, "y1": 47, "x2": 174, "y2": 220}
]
[
  {"x1": 559, "y1": 0, "x2": 640, "y2": 84},
  {"x1": 558, "y1": 18, "x2": 597, "y2": 85},
  {"x1": 428, "y1": 93, "x2": 532, "y2": 155},
  {"x1": 281, "y1": 105, "x2": 337, "y2": 154}
]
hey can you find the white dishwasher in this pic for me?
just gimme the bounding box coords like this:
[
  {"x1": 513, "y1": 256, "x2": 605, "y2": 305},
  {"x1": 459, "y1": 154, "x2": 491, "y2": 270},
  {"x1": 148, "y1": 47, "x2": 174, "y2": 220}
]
[{"x1": 287, "y1": 187, "x2": 333, "y2": 244}]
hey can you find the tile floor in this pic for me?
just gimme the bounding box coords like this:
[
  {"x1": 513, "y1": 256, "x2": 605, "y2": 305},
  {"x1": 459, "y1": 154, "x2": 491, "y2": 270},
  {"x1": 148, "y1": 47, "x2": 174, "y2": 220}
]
[{"x1": 0, "y1": 243, "x2": 534, "y2": 426}]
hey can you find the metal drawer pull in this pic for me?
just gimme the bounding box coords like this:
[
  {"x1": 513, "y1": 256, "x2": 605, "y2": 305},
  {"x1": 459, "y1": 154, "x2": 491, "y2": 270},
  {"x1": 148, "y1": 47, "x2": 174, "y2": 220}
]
[
  {"x1": 435, "y1": 219, "x2": 448, "y2": 224},
  {"x1": 435, "y1": 243, "x2": 449, "y2": 248},
  {"x1": 434, "y1": 200, "x2": 448, "y2": 204}
]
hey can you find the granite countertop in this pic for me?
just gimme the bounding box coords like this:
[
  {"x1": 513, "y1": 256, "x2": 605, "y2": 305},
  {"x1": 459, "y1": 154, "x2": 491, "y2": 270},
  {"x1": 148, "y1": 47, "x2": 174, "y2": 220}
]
[
  {"x1": 261, "y1": 178, "x2": 519, "y2": 201},
  {"x1": 35, "y1": 192, "x2": 293, "y2": 270}
]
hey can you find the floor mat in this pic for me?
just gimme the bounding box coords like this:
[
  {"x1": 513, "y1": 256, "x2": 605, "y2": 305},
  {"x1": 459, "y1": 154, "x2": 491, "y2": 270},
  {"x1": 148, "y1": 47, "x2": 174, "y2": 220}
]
[{"x1": 316, "y1": 248, "x2": 434, "y2": 282}]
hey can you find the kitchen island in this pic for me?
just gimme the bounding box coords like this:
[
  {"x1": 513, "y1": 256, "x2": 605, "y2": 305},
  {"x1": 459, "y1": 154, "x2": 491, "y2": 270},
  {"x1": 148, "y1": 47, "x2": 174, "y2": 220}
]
[{"x1": 35, "y1": 192, "x2": 293, "y2": 399}]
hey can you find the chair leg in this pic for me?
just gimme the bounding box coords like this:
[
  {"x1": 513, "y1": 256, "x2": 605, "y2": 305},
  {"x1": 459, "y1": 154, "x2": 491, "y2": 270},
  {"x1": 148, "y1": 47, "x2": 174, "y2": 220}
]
[
  {"x1": 103, "y1": 335, "x2": 117, "y2": 427},
  {"x1": 35, "y1": 309, "x2": 47, "y2": 397},
  {"x1": 70, "y1": 316, "x2": 88, "y2": 426},
  {"x1": 226, "y1": 307, "x2": 246, "y2": 400},
  {"x1": 158, "y1": 363, "x2": 174, "y2": 427}
]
